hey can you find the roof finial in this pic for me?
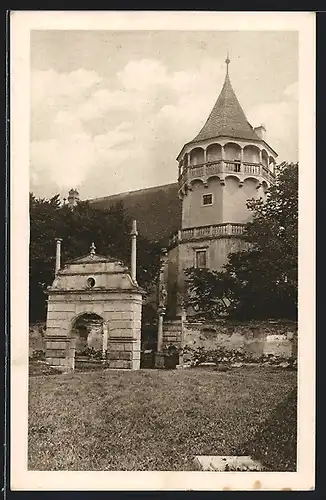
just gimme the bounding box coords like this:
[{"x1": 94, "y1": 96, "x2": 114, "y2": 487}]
[
  {"x1": 225, "y1": 51, "x2": 230, "y2": 74},
  {"x1": 90, "y1": 242, "x2": 96, "y2": 257}
]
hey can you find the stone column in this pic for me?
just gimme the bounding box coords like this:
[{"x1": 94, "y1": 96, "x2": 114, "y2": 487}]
[
  {"x1": 130, "y1": 220, "x2": 138, "y2": 283},
  {"x1": 221, "y1": 145, "x2": 225, "y2": 172},
  {"x1": 155, "y1": 248, "x2": 168, "y2": 368},
  {"x1": 102, "y1": 322, "x2": 108, "y2": 361},
  {"x1": 240, "y1": 147, "x2": 244, "y2": 172},
  {"x1": 157, "y1": 306, "x2": 166, "y2": 353},
  {"x1": 55, "y1": 238, "x2": 62, "y2": 275},
  {"x1": 259, "y1": 149, "x2": 263, "y2": 164}
]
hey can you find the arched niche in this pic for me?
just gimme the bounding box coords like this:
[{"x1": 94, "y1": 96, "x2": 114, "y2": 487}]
[
  {"x1": 243, "y1": 145, "x2": 260, "y2": 163},
  {"x1": 206, "y1": 174, "x2": 220, "y2": 183},
  {"x1": 224, "y1": 142, "x2": 241, "y2": 161},
  {"x1": 243, "y1": 177, "x2": 260, "y2": 193},
  {"x1": 206, "y1": 143, "x2": 222, "y2": 162},
  {"x1": 71, "y1": 312, "x2": 104, "y2": 353},
  {"x1": 225, "y1": 175, "x2": 241, "y2": 193},
  {"x1": 189, "y1": 178, "x2": 204, "y2": 190},
  {"x1": 262, "y1": 149, "x2": 269, "y2": 168},
  {"x1": 189, "y1": 147, "x2": 205, "y2": 166}
]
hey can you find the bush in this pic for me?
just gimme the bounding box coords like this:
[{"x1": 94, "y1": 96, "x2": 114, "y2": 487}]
[
  {"x1": 30, "y1": 349, "x2": 46, "y2": 361},
  {"x1": 182, "y1": 345, "x2": 297, "y2": 368},
  {"x1": 77, "y1": 347, "x2": 106, "y2": 360}
]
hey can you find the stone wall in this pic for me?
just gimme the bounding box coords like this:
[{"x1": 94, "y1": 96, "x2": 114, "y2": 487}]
[
  {"x1": 183, "y1": 320, "x2": 298, "y2": 359},
  {"x1": 29, "y1": 322, "x2": 46, "y2": 356},
  {"x1": 161, "y1": 320, "x2": 298, "y2": 360}
]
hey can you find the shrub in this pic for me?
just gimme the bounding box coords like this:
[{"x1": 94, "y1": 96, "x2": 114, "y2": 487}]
[
  {"x1": 30, "y1": 349, "x2": 46, "y2": 361},
  {"x1": 182, "y1": 345, "x2": 297, "y2": 368},
  {"x1": 77, "y1": 346, "x2": 106, "y2": 361}
]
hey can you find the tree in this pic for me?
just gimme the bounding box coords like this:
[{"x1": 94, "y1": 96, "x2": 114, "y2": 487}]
[
  {"x1": 185, "y1": 162, "x2": 298, "y2": 320},
  {"x1": 29, "y1": 194, "x2": 161, "y2": 322}
]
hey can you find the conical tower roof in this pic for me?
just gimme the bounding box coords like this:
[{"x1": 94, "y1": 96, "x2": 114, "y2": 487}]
[{"x1": 190, "y1": 57, "x2": 260, "y2": 144}]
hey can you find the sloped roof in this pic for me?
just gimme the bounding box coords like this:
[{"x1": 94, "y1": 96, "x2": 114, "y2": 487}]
[
  {"x1": 89, "y1": 183, "x2": 182, "y2": 245},
  {"x1": 190, "y1": 70, "x2": 260, "y2": 144},
  {"x1": 67, "y1": 254, "x2": 121, "y2": 265}
]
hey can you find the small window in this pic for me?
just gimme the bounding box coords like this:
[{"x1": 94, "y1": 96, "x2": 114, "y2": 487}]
[
  {"x1": 87, "y1": 277, "x2": 96, "y2": 288},
  {"x1": 195, "y1": 250, "x2": 207, "y2": 268},
  {"x1": 202, "y1": 193, "x2": 213, "y2": 206}
]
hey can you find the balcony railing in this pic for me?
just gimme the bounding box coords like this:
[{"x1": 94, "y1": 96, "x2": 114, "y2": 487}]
[
  {"x1": 168, "y1": 223, "x2": 246, "y2": 247},
  {"x1": 179, "y1": 160, "x2": 275, "y2": 189}
]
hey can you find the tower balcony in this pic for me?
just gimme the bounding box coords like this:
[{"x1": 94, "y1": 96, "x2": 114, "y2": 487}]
[
  {"x1": 178, "y1": 159, "x2": 275, "y2": 195},
  {"x1": 168, "y1": 222, "x2": 246, "y2": 249}
]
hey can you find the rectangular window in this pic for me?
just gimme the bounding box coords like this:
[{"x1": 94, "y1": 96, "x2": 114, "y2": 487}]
[
  {"x1": 195, "y1": 249, "x2": 207, "y2": 268},
  {"x1": 202, "y1": 193, "x2": 213, "y2": 206}
]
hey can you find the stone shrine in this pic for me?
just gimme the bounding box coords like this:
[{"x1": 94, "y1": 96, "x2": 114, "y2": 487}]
[{"x1": 45, "y1": 224, "x2": 143, "y2": 372}]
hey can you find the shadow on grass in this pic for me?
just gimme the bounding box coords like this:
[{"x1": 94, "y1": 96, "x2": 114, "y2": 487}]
[{"x1": 234, "y1": 388, "x2": 297, "y2": 471}]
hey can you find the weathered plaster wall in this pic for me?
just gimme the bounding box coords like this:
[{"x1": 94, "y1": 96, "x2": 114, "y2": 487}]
[
  {"x1": 223, "y1": 176, "x2": 262, "y2": 223},
  {"x1": 162, "y1": 320, "x2": 298, "y2": 359},
  {"x1": 182, "y1": 178, "x2": 223, "y2": 228},
  {"x1": 178, "y1": 237, "x2": 247, "y2": 275}
]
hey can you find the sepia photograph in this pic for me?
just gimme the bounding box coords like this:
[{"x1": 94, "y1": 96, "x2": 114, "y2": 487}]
[{"x1": 10, "y1": 11, "x2": 315, "y2": 491}]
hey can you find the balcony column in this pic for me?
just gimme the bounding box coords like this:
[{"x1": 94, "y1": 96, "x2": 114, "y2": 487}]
[
  {"x1": 203, "y1": 148, "x2": 208, "y2": 186},
  {"x1": 269, "y1": 160, "x2": 275, "y2": 174},
  {"x1": 240, "y1": 147, "x2": 244, "y2": 173},
  {"x1": 221, "y1": 144, "x2": 225, "y2": 172},
  {"x1": 259, "y1": 149, "x2": 263, "y2": 164}
]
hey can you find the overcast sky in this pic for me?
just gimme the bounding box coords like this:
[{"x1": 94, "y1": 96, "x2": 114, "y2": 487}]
[{"x1": 30, "y1": 30, "x2": 298, "y2": 200}]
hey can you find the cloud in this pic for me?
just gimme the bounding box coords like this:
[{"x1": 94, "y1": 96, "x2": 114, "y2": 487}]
[
  {"x1": 30, "y1": 59, "x2": 298, "y2": 199},
  {"x1": 247, "y1": 81, "x2": 298, "y2": 162},
  {"x1": 31, "y1": 68, "x2": 101, "y2": 106},
  {"x1": 117, "y1": 58, "x2": 169, "y2": 91}
]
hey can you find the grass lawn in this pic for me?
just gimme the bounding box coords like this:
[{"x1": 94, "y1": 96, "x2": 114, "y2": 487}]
[{"x1": 28, "y1": 366, "x2": 297, "y2": 471}]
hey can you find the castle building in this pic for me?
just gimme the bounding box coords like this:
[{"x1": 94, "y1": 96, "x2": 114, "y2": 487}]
[
  {"x1": 90, "y1": 57, "x2": 278, "y2": 321},
  {"x1": 164, "y1": 57, "x2": 277, "y2": 318}
]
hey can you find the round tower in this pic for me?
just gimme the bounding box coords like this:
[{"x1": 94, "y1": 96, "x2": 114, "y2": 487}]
[
  {"x1": 177, "y1": 56, "x2": 277, "y2": 230},
  {"x1": 166, "y1": 56, "x2": 278, "y2": 318}
]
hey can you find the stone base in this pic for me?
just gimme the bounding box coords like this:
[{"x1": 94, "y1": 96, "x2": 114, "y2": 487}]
[
  {"x1": 44, "y1": 336, "x2": 75, "y2": 372},
  {"x1": 107, "y1": 340, "x2": 140, "y2": 370},
  {"x1": 194, "y1": 455, "x2": 264, "y2": 472},
  {"x1": 107, "y1": 359, "x2": 140, "y2": 370}
]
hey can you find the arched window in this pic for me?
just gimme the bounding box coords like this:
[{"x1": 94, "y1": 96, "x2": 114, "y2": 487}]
[
  {"x1": 206, "y1": 143, "x2": 222, "y2": 162},
  {"x1": 243, "y1": 145, "x2": 260, "y2": 163},
  {"x1": 224, "y1": 142, "x2": 241, "y2": 161},
  {"x1": 189, "y1": 148, "x2": 205, "y2": 166}
]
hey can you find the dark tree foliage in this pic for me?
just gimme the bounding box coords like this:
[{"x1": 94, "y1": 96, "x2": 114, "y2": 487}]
[
  {"x1": 29, "y1": 194, "x2": 161, "y2": 322},
  {"x1": 185, "y1": 162, "x2": 298, "y2": 320}
]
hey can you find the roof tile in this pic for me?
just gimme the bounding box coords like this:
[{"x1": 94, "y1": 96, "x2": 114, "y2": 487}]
[{"x1": 191, "y1": 72, "x2": 260, "y2": 143}]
